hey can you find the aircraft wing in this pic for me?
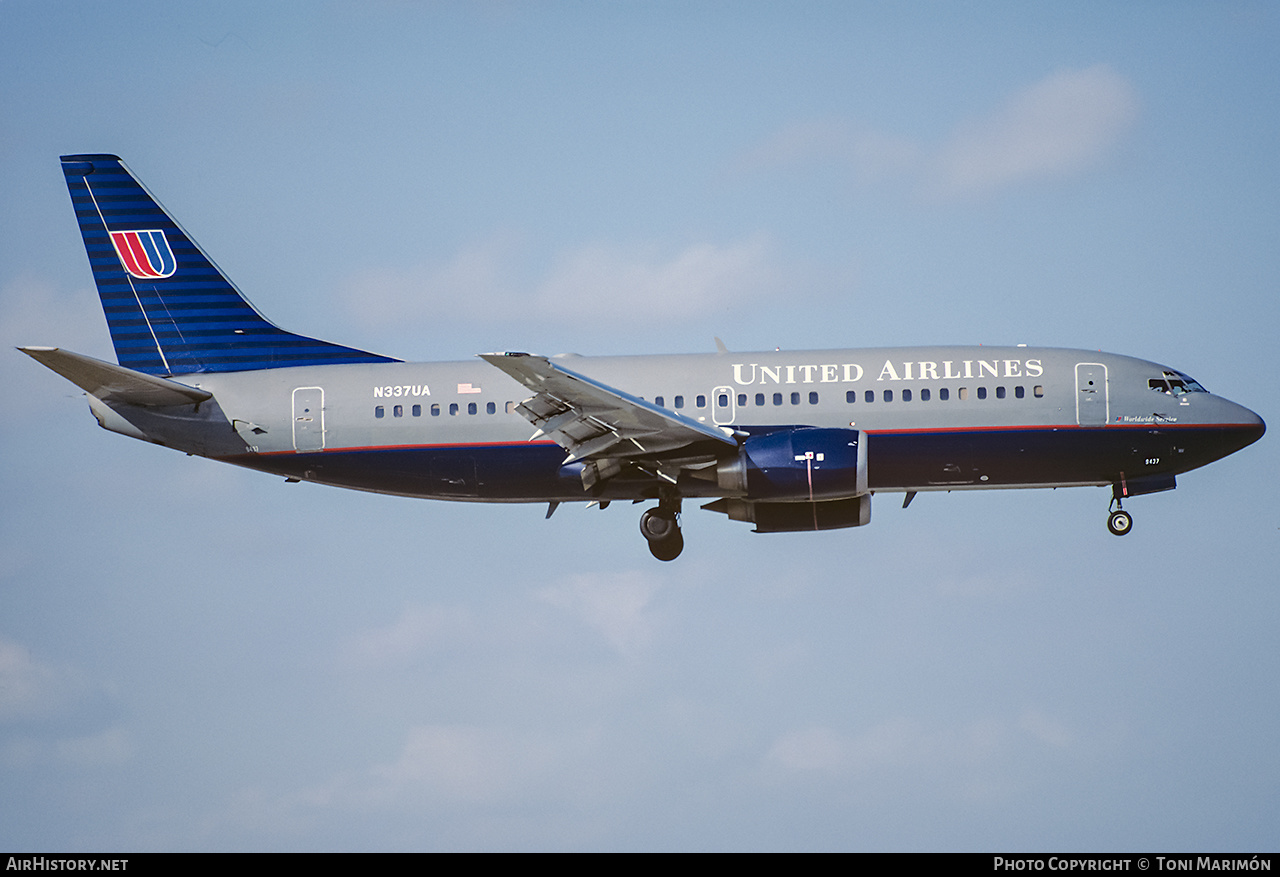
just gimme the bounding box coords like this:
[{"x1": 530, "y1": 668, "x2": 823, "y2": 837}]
[{"x1": 479, "y1": 352, "x2": 737, "y2": 485}]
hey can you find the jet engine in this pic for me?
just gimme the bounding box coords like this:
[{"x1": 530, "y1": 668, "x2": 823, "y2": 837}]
[
  {"x1": 699, "y1": 427, "x2": 871, "y2": 532},
  {"x1": 713, "y1": 427, "x2": 867, "y2": 501}
]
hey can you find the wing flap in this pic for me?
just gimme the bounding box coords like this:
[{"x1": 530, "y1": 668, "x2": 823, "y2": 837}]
[{"x1": 480, "y1": 352, "x2": 737, "y2": 468}]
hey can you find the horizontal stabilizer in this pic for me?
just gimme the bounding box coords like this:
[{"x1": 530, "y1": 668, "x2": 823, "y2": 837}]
[{"x1": 19, "y1": 346, "x2": 212, "y2": 407}]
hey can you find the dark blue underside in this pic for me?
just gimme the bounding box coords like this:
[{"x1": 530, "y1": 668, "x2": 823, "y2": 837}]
[{"x1": 224, "y1": 424, "x2": 1261, "y2": 501}]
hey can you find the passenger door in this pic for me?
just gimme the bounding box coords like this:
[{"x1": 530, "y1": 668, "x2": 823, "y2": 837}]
[
  {"x1": 711, "y1": 385, "x2": 736, "y2": 426},
  {"x1": 292, "y1": 387, "x2": 325, "y2": 451},
  {"x1": 1075, "y1": 363, "x2": 1108, "y2": 427}
]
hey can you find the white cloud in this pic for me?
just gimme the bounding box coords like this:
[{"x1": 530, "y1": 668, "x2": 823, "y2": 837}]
[
  {"x1": 339, "y1": 603, "x2": 476, "y2": 667},
  {"x1": 342, "y1": 234, "x2": 524, "y2": 330},
  {"x1": 740, "y1": 65, "x2": 1138, "y2": 199},
  {"x1": 767, "y1": 719, "x2": 941, "y2": 774},
  {"x1": 0, "y1": 638, "x2": 83, "y2": 722},
  {"x1": 535, "y1": 234, "x2": 773, "y2": 321},
  {"x1": 365, "y1": 724, "x2": 558, "y2": 805},
  {"x1": 735, "y1": 119, "x2": 920, "y2": 185},
  {"x1": 3, "y1": 275, "x2": 115, "y2": 417},
  {"x1": 933, "y1": 64, "x2": 1139, "y2": 196},
  {"x1": 537, "y1": 571, "x2": 664, "y2": 658},
  {"x1": 766, "y1": 712, "x2": 1075, "y2": 778},
  {"x1": 766, "y1": 725, "x2": 855, "y2": 772},
  {"x1": 1018, "y1": 709, "x2": 1073, "y2": 749},
  {"x1": 339, "y1": 234, "x2": 775, "y2": 333},
  {"x1": 1, "y1": 275, "x2": 108, "y2": 357},
  {"x1": 206, "y1": 722, "x2": 596, "y2": 843},
  {"x1": 54, "y1": 726, "x2": 133, "y2": 767}
]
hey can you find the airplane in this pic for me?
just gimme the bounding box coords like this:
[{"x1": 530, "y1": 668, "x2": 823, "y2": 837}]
[{"x1": 21, "y1": 154, "x2": 1266, "y2": 561}]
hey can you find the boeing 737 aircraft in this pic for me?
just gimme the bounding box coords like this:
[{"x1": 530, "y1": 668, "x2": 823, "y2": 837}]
[{"x1": 23, "y1": 154, "x2": 1265, "y2": 560}]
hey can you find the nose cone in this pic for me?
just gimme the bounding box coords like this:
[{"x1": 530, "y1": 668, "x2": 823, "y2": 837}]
[
  {"x1": 1177, "y1": 399, "x2": 1264, "y2": 473},
  {"x1": 1241, "y1": 407, "x2": 1265, "y2": 445},
  {"x1": 1224, "y1": 402, "x2": 1265, "y2": 455}
]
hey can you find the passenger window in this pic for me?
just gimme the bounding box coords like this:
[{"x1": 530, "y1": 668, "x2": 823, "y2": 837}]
[
  {"x1": 393, "y1": 405, "x2": 403, "y2": 417},
  {"x1": 412, "y1": 404, "x2": 421, "y2": 417},
  {"x1": 977, "y1": 387, "x2": 987, "y2": 400},
  {"x1": 883, "y1": 390, "x2": 893, "y2": 402},
  {"x1": 718, "y1": 393, "x2": 730, "y2": 407},
  {"x1": 449, "y1": 403, "x2": 458, "y2": 416},
  {"x1": 737, "y1": 394, "x2": 746, "y2": 406},
  {"x1": 959, "y1": 388, "x2": 968, "y2": 401},
  {"x1": 486, "y1": 402, "x2": 495, "y2": 414},
  {"x1": 375, "y1": 406, "x2": 384, "y2": 418},
  {"x1": 467, "y1": 402, "x2": 477, "y2": 415},
  {"x1": 674, "y1": 395, "x2": 684, "y2": 409},
  {"x1": 1015, "y1": 386, "x2": 1025, "y2": 399},
  {"x1": 696, "y1": 395, "x2": 707, "y2": 408},
  {"x1": 996, "y1": 386, "x2": 1005, "y2": 399},
  {"x1": 902, "y1": 389, "x2": 912, "y2": 402},
  {"x1": 921, "y1": 388, "x2": 931, "y2": 401},
  {"x1": 865, "y1": 390, "x2": 874, "y2": 403},
  {"x1": 431, "y1": 404, "x2": 440, "y2": 416},
  {"x1": 846, "y1": 390, "x2": 856, "y2": 403},
  {"x1": 655, "y1": 396, "x2": 665, "y2": 408},
  {"x1": 755, "y1": 393, "x2": 765, "y2": 406},
  {"x1": 773, "y1": 393, "x2": 783, "y2": 406},
  {"x1": 505, "y1": 401, "x2": 516, "y2": 414},
  {"x1": 939, "y1": 388, "x2": 949, "y2": 401},
  {"x1": 1034, "y1": 385, "x2": 1044, "y2": 397},
  {"x1": 790, "y1": 392, "x2": 800, "y2": 405}
]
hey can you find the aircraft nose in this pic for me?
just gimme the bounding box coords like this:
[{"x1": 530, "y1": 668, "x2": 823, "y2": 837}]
[
  {"x1": 1243, "y1": 407, "x2": 1265, "y2": 442},
  {"x1": 1228, "y1": 404, "x2": 1265, "y2": 452}
]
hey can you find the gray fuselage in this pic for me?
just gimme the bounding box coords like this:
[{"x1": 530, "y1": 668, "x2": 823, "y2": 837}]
[{"x1": 130, "y1": 345, "x2": 1262, "y2": 504}]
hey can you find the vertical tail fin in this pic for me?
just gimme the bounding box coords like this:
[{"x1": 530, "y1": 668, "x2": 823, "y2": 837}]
[{"x1": 60, "y1": 154, "x2": 398, "y2": 375}]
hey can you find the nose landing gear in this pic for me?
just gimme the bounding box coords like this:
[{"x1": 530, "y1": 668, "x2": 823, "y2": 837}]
[
  {"x1": 640, "y1": 492, "x2": 684, "y2": 561},
  {"x1": 1107, "y1": 496, "x2": 1133, "y2": 536}
]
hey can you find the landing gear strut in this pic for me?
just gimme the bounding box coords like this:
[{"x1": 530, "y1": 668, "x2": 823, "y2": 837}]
[
  {"x1": 640, "y1": 490, "x2": 684, "y2": 561},
  {"x1": 1107, "y1": 496, "x2": 1133, "y2": 536}
]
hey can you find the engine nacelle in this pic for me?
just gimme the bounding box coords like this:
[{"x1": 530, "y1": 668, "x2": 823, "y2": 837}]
[
  {"x1": 716, "y1": 427, "x2": 867, "y2": 501},
  {"x1": 704, "y1": 494, "x2": 872, "y2": 533}
]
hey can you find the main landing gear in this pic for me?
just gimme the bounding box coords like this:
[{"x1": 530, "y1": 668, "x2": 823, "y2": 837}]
[
  {"x1": 1107, "y1": 496, "x2": 1133, "y2": 536},
  {"x1": 640, "y1": 491, "x2": 684, "y2": 561}
]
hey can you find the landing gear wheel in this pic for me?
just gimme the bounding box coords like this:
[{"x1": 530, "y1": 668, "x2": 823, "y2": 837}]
[
  {"x1": 640, "y1": 506, "x2": 683, "y2": 561},
  {"x1": 647, "y1": 529, "x2": 684, "y2": 561},
  {"x1": 1107, "y1": 509, "x2": 1133, "y2": 536},
  {"x1": 640, "y1": 508, "x2": 677, "y2": 542}
]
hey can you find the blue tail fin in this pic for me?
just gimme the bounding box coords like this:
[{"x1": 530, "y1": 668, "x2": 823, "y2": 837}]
[{"x1": 60, "y1": 154, "x2": 398, "y2": 375}]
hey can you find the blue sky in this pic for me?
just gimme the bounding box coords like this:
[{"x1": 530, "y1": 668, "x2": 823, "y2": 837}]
[{"x1": 1, "y1": 1, "x2": 1277, "y2": 851}]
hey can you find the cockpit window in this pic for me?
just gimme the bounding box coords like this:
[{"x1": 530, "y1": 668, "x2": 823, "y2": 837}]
[{"x1": 1150, "y1": 370, "x2": 1208, "y2": 396}]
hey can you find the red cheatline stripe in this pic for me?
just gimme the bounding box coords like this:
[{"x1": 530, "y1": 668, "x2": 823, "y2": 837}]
[
  {"x1": 241, "y1": 439, "x2": 561, "y2": 458},
  {"x1": 865, "y1": 422, "x2": 1247, "y2": 435},
  {"x1": 227, "y1": 423, "x2": 1255, "y2": 461}
]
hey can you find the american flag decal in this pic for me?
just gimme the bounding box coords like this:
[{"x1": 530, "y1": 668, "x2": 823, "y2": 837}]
[{"x1": 109, "y1": 229, "x2": 177, "y2": 279}]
